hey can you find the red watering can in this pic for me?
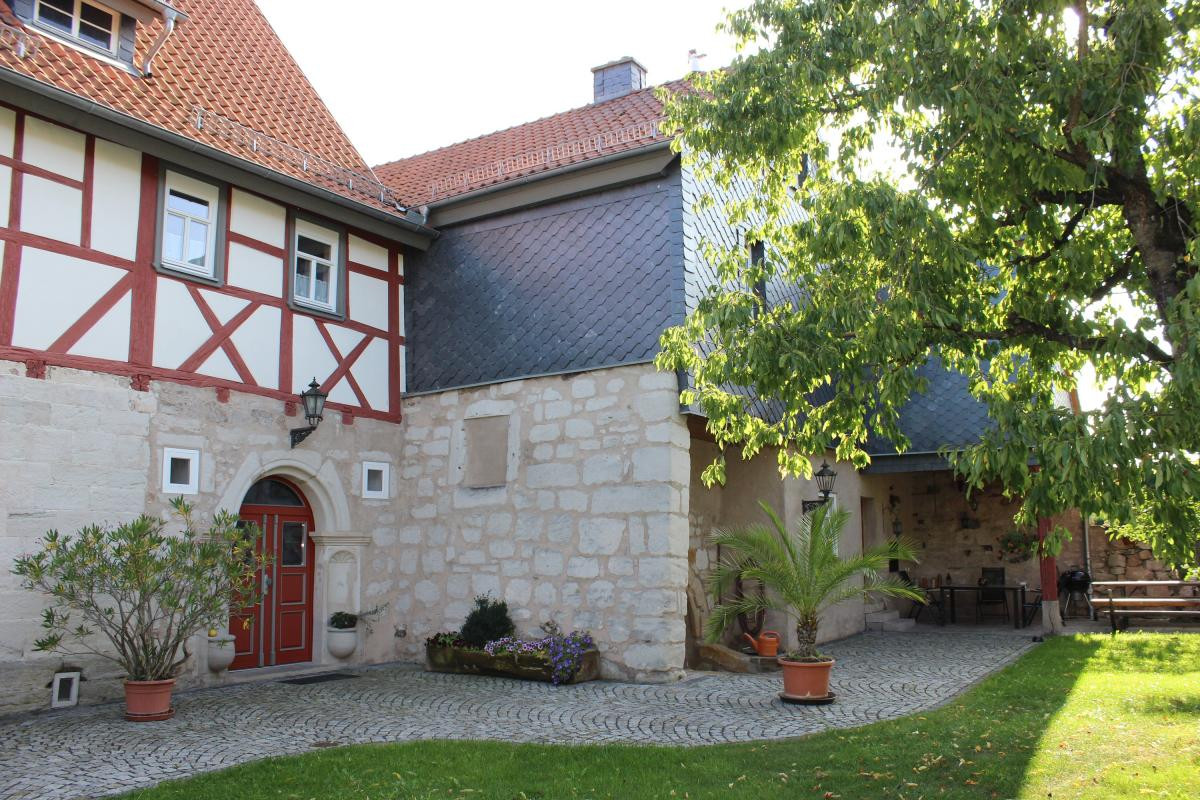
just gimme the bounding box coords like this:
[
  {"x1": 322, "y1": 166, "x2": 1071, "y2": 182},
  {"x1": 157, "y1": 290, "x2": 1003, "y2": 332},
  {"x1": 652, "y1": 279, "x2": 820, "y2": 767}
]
[{"x1": 743, "y1": 631, "x2": 780, "y2": 657}]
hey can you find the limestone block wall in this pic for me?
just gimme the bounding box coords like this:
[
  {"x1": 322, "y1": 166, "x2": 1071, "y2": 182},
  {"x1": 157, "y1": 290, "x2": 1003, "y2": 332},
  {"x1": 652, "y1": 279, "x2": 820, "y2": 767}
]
[
  {"x1": 380, "y1": 363, "x2": 692, "y2": 682},
  {"x1": 0, "y1": 360, "x2": 405, "y2": 714},
  {"x1": 1086, "y1": 524, "x2": 1179, "y2": 583}
]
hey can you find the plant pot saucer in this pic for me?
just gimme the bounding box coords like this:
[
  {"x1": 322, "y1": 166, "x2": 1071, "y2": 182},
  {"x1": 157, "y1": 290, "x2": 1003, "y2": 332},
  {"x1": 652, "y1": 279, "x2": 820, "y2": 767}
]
[
  {"x1": 778, "y1": 690, "x2": 836, "y2": 705},
  {"x1": 125, "y1": 707, "x2": 174, "y2": 722}
]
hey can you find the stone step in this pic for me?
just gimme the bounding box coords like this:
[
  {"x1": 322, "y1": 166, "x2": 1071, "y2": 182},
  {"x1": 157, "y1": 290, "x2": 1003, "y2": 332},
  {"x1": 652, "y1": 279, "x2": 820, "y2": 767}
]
[
  {"x1": 881, "y1": 617, "x2": 916, "y2": 632},
  {"x1": 864, "y1": 609, "x2": 900, "y2": 624}
]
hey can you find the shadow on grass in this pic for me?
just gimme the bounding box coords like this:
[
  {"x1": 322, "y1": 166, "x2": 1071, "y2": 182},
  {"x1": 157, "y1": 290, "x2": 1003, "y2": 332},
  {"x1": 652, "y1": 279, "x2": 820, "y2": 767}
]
[
  {"x1": 1139, "y1": 693, "x2": 1200, "y2": 716},
  {"x1": 1082, "y1": 634, "x2": 1197, "y2": 673}
]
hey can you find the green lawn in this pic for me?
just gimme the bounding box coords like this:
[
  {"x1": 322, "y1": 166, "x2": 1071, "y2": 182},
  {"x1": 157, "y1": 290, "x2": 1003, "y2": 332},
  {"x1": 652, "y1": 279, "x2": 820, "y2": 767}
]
[{"x1": 123, "y1": 633, "x2": 1199, "y2": 799}]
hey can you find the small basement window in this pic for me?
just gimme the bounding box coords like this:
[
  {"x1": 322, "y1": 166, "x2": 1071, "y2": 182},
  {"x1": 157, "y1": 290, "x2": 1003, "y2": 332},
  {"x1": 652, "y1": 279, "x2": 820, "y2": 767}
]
[
  {"x1": 34, "y1": 0, "x2": 119, "y2": 53},
  {"x1": 162, "y1": 447, "x2": 199, "y2": 495},
  {"x1": 159, "y1": 170, "x2": 223, "y2": 281},
  {"x1": 361, "y1": 461, "x2": 390, "y2": 500},
  {"x1": 50, "y1": 670, "x2": 81, "y2": 709},
  {"x1": 291, "y1": 218, "x2": 343, "y2": 314},
  {"x1": 463, "y1": 415, "x2": 510, "y2": 489}
]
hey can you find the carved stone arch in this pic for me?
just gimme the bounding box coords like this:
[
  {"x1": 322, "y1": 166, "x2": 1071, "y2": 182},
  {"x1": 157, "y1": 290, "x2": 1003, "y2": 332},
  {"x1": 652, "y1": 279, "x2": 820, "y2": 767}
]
[{"x1": 216, "y1": 449, "x2": 351, "y2": 534}]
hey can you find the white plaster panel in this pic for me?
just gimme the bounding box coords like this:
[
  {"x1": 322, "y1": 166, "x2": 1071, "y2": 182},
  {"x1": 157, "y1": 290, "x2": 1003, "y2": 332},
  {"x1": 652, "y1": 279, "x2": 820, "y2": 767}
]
[
  {"x1": 398, "y1": 345, "x2": 406, "y2": 393},
  {"x1": 198, "y1": 288, "x2": 249, "y2": 325},
  {"x1": 89, "y1": 139, "x2": 141, "y2": 260},
  {"x1": 0, "y1": 107, "x2": 14, "y2": 157},
  {"x1": 348, "y1": 234, "x2": 387, "y2": 271},
  {"x1": 229, "y1": 305, "x2": 281, "y2": 388},
  {"x1": 328, "y1": 375, "x2": 357, "y2": 405},
  {"x1": 70, "y1": 291, "x2": 130, "y2": 361},
  {"x1": 0, "y1": 165, "x2": 10, "y2": 224},
  {"x1": 227, "y1": 242, "x2": 283, "y2": 296},
  {"x1": 21, "y1": 176, "x2": 82, "y2": 244},
  {"x1": 229, "y1": 189, "x2": 286, "y2": 248},
  {"x1": 348, "y1": 271, "x2": 388, "y2": 331},
  {"x1": 11, "y1": 248, "x2": 123, "y2": 349},
  {"x1": 292, "y1": 315, "x2": 338, "y2": 393},
  {"x1": 351, "y1": 336, "x2": 389, "y2": 410},
  {"x1": 21, "y1": 118, "x2": 85, "y2": 181},
  {"x1": 197, "y1": 347, "x2": 240, "y2": 381},
  {"x1": 397, "y1": 284, "x2": 405, "y2": 336},
  {"x1": 325, "y1": 324, "x2": 363, "y2": 358},
  {"x1": 152, "y1": 278, "x2": 213, "y2": 369}
]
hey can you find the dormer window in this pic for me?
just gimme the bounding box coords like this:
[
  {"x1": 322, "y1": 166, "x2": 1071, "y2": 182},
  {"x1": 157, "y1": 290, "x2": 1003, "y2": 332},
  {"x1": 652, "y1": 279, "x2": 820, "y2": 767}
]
[{"x1": 34, "y1": 0, "x2": 119, "y2": 53}]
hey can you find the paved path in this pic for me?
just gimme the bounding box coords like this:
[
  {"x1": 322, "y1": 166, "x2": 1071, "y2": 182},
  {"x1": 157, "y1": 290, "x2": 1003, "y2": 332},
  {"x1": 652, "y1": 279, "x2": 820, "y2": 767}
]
[{"x1": 0, "y1": 629, "x2": 1034, "y2": 799}]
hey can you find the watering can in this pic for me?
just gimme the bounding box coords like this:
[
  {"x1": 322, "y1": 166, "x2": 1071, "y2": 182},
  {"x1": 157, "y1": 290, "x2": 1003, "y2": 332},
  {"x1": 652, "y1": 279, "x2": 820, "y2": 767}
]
[{"x1": 743, "y1": 630, "x2": 780, "y2": 657}]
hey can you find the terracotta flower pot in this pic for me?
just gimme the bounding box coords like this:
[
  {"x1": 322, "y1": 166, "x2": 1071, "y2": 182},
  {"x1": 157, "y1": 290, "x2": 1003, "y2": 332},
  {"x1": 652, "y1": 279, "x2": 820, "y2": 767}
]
[
  {"x1": 778, "y1": 657, "x2": 835, "y2": 700},
  {"x1": 124, "y1": 678, "x2": 176, "y2": 722}
]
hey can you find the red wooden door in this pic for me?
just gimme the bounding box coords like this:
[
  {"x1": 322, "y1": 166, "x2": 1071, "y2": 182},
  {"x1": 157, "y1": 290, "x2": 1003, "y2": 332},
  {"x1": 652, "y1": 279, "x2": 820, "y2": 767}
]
[{"x1": 230, "y1": 478, "x2": 315, "y2": 670}]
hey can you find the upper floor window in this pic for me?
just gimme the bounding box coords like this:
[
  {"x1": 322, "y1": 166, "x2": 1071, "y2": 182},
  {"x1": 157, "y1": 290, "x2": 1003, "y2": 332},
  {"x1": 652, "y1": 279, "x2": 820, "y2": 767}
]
[
  {"x1": 159, "y1": 170, "x2": 222, "y2": 281},
  {"x1": 35, "y1": 0, "x2": 118, "y2": 53},
  {"x1": 291, "y1": 218, "x2": 343, "y2": 314}
]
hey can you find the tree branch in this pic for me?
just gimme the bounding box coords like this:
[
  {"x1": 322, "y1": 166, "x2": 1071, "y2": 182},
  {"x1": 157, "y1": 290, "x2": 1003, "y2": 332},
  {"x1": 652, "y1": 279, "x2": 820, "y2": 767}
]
[
  {"x1": 1013, "y1": 205, "x2": 1090, "y2": 266},
  {"x1": 936, "y1": 314, "x2": 1173, "y2": 366}
]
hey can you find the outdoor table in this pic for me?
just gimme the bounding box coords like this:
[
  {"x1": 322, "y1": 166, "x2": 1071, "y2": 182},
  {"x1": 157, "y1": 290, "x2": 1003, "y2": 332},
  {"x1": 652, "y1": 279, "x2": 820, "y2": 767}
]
[
  {"x1": 936, "y1": 584, "x2": 1029, "y2": 629},
  {"x1": 1090, "y1": 580, "x2": 1200, "y2": 598}
]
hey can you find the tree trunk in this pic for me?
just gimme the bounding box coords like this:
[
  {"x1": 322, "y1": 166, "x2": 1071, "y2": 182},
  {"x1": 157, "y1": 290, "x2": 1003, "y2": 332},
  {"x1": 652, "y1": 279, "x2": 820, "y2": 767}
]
[{"x1": 795, "y1": 616, "x2": 819, "y2": 660}]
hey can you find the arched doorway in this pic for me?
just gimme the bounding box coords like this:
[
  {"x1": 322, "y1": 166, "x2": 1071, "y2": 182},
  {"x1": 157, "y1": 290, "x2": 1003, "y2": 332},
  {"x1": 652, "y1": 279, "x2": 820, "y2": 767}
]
[{"x1": 230, "y1": 477, "x2": 316, "y2": 670}]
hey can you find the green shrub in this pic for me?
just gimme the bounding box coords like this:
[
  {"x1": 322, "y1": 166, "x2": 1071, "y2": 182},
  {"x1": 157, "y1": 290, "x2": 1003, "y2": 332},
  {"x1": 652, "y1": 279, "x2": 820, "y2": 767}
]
[{"x1": 459, "y1": 595, "x2": 515, "y2": 648}]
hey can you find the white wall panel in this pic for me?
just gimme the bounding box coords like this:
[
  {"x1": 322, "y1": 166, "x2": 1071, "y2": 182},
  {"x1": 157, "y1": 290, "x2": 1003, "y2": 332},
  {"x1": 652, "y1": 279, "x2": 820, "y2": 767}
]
[
  {"x1": 327, "y1": 375, "x2": 357, "y2": 405},
  {"x1": 325, "y1": 324, "x2": 363, "y2": 358},
  {"x1": 348, "y1": 234, "x2": 387, "y2": 271},
  {"x1": 11, "y1": 248, "x2": 123, "y2": 349},
  {"x1": 22, "y1": 118, "x2": 85, "y2": 181},
  {"x1": 227, "y1": 242, "x2": 283, "y2": 296},
  {"x1": 291, "y1": 315, "x2": 338, "y2": 393},
  {"x1": 229, "y1": 189, "x2": 286, "y2": 248},
  {"x1": 0, "y1": 165, "x2": 10, "y2": 224},
  {"x1": 348, "y1": 271, "x2": 388, "y2": 331},
  {"x1": 397, "y1": 284, "x2": 404, "y2": 336},
  {"x1": 69, "y1": 291, "x2": 130, "y2": 361},
  {"x1": 152, "y1": 278, "x2": 212, "y2": 369},
  {"x1": 89, "y1": 140, "x2": 141, "y2": 260},
  {"x1": 197, "y1": 347, "x2": 240, "y2": 381},
  {"x1": 351, "y1": 337, "x2": 388, "y2": 410},
  {"x1": 229, "y1": 305, "x2": 280, "y2": 388},
  {"x1": 198, "y1": 287, "x2": 249, "y2": 325},
  {"x1": 21, "y1": 176, "x2": 82, "y2": 244},
  {"x1": 0, "y1": 107, "x2": 14, "y2": 158}
]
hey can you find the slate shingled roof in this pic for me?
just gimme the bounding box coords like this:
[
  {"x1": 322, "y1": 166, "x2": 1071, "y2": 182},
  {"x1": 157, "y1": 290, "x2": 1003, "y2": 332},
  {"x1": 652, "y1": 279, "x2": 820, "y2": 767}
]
[
  {"x1": 374, "y1": 80, "x2": 687, "y2": 207},
  {"x1": 0, "y1": 0, "x2": 404, "y2": 216}
]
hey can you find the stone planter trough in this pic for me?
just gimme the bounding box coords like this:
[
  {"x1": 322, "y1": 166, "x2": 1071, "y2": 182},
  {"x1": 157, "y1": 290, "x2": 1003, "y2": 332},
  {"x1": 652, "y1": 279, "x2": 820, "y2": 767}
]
[{"x1": 425, "y1": 644, "x2": 600, "y2": 684}]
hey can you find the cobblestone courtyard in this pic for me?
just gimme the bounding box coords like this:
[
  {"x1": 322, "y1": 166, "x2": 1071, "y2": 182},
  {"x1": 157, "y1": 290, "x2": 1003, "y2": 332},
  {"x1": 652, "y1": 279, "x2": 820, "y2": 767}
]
[{"x1": 0, "y1": 629, "x2": 1034, "y2": 800}]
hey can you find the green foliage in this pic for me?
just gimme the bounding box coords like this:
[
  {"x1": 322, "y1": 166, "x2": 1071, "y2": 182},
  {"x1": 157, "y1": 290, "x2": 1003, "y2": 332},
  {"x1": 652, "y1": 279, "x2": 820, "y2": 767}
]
[
  {"x1": 458, "y1": 595, "x2": 515, "y2": 648},
  {"x1": 657, "y1": 0, "x2": 1200, "y2": 570},
  {"x1": 706, "y1": 502, "x2": 922, "y2": 659},
  {"x1": 11, "y1": 498, "x2": 269, "y2": 681},
  {"x1": 117, "y1": 635, "x2": 1200, "y2": 800},
  {"x1": 1107, "y1": 498, "x2": 1200, "y2": 572},
  {"x1": 328, "y1": 604, "x2": 387, "y2": 634}
]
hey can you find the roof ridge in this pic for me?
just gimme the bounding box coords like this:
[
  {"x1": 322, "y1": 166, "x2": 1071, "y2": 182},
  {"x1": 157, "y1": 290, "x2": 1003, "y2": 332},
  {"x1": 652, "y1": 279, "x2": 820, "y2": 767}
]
[{"x1": 372, "y1": 78, "x2": 688, "y2": 171}]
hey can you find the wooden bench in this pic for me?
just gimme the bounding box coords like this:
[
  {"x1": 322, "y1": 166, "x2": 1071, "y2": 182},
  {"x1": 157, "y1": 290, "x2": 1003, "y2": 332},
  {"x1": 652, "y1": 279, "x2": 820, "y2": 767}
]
[{"x1": 1094, "y1": 583, "x2": 1200, "y2": 633}]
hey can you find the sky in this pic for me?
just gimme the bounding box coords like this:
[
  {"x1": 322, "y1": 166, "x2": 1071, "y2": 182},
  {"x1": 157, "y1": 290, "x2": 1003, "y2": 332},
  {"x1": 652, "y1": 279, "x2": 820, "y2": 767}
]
[{"x1": 255, "y1": 0, "x2": 744, "y2": 167}]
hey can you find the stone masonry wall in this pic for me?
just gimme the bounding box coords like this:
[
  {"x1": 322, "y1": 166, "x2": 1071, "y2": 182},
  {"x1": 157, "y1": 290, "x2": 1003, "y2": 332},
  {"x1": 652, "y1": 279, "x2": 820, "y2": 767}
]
[{"x1": 383, "y1": 363, "x2": 692, "y2": 682}]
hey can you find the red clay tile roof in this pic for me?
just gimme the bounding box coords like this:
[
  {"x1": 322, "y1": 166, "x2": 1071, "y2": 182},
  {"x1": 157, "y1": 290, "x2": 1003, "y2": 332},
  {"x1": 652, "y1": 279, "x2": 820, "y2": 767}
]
[
  {"x1": 0, "y1": 0, "x2": 405, "y2": 217},
  {"x1": 374, "y1": 80, "x2": 687, "y2": 207}
]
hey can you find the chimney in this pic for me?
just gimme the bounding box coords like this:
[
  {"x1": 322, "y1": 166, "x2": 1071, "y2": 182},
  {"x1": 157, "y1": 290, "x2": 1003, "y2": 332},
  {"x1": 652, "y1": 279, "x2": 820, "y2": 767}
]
[{"x1": 591, "y1": 57, "x2": 648, "y2": 103}]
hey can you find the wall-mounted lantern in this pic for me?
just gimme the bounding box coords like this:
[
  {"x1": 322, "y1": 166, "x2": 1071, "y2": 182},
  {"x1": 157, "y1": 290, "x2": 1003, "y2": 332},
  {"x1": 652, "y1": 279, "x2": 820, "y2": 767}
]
[
  {"x1": 814, "y1": 460, "x2": 838, "y2": 502},
  {"x1": 290, "y1": 378, "x2": 327, "y2": 448}
]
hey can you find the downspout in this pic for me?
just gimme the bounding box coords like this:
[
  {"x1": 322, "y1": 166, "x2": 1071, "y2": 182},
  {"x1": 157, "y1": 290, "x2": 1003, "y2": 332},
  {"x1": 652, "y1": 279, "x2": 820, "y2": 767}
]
[{"x1": 140, "y1": 7, "x2": 179, "y2": 78}]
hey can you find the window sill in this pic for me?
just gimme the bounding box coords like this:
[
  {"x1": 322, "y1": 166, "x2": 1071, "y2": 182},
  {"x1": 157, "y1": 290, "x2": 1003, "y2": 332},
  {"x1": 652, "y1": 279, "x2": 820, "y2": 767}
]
[
  {"x1": 154, "y1": 259, "x2": 223, "y2": 288},
  {"x1": 289, "y1": 298, "x2": 345, "y2": 322}
]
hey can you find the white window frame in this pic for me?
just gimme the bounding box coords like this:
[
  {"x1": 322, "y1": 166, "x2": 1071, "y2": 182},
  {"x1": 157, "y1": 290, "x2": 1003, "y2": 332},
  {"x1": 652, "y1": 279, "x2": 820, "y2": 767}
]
[
  {"x1": 291, "y1": 218, "x2": 341, "y2": 314},
  {"x1": 161, "y1": 447, "x2": 200, "y2": 495},
  {"x1": 34, "y1": 0, "x2": 120, "y2": 54},
  {"x1": 361, "y1": 461, "x2": 390, "y2": 500},
  {"x1": 50, "y1": 670, "x2": 81, "y2": 709},
  {"x1": 160, "y1": 171, "x2": 221, "y2": 280}
]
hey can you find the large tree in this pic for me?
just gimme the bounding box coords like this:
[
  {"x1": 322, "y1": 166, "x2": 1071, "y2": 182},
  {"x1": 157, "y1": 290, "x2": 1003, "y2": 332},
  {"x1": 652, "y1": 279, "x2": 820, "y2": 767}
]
[{"x1": 658, "y1": 0, "x2": 1200, "y2": 568}]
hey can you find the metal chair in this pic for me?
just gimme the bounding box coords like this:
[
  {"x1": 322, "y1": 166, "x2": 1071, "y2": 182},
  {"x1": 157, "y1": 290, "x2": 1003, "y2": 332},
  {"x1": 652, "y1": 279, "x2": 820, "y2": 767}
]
[
  {"x1": 976, "y1": 567, "x2": 1011, "y2": 624},
  {"x1": 1022, "y1": 589, "x2": 1043, "y2": 627}
]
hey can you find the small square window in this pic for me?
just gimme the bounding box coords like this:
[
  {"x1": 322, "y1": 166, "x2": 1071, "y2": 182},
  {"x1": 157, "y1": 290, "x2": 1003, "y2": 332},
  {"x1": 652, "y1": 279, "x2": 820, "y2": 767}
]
[
  {"x1": 34, "y1": 0, "x2": 119, "y2": 54},
  {"x1": 50, "y1": 670, "x2": 80, "y2": 709},
  {"x1": 162, "y1": 447, "x2": 200, "y2": 495},
  {"x1": 362, "y1": 461, "x2": 390, "y2": 500}
]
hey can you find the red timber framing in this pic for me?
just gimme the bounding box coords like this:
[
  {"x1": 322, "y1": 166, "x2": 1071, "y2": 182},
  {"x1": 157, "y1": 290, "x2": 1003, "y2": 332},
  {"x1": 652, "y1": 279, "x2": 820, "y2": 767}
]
[{"x1": 0, "y1": 104, "x2": 407, "y2": 423}]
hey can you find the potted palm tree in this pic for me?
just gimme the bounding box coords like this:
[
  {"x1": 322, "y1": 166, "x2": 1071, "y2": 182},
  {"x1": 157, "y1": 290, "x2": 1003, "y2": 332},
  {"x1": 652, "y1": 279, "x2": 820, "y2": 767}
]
[
  {"x1": 13, "y1": 499, "x2": 268, "y2": 721},
  {"x1": 706, "y1": 501, "x2": 922, "y2": 702}
]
